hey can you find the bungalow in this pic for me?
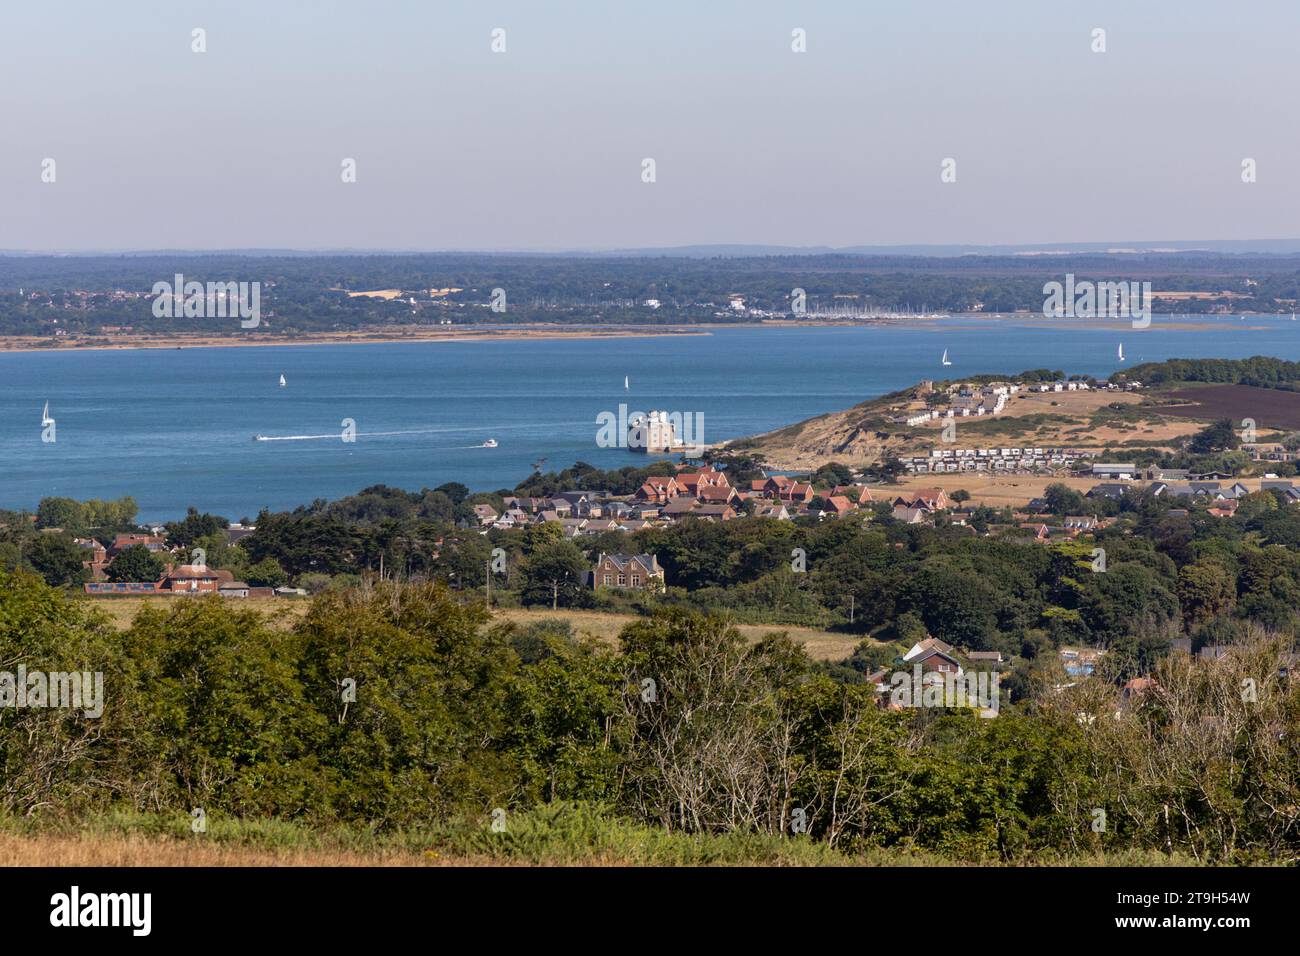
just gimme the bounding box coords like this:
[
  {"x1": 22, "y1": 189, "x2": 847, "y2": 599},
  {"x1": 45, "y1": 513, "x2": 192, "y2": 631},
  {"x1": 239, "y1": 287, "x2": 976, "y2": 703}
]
[
  {"x1": 1062, "y1": 515, "x2": 1098, "y2": 531},
  {"x1": 750, "y1": 501, "x2": 791, "y2": 520},
  {"x1": 662, "y1": 498, "x2": 699, "y2": 519},
  {"x1": 693, "y1": 503, "x2": 737, "y2": 521},
  {"x1": 891, "y1": 505, "x2": 929, "y2": 524},
  {"x1": 472, "y1": 503, "x2": 499, "y2": 526},
  {"x1": 902, "y1": 637, "x2": 962, "y2": 675},
  {"x1": 590, "y1": 553, "x2": 665, "y2": 590},
  {"x1": 1087, "y1": 483, "x2": 1129, "y2": 500}
]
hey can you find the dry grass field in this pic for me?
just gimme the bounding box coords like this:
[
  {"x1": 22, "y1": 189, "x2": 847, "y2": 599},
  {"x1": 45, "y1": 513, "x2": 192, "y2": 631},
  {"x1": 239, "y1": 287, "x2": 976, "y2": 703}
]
[
  {"x1": 739, "y1": 385, "x2": 1209, "y2": 472},
  {"x1": 80, "y1": 595, "x2": 309, "y2": 630},
  {"x1": 0, "y1": 832, "x2": 459, "y2": 867},
  {"x1": 491, "y1": 607, "x2": 862, "y2": 661},
  {"x1": 882, "y1": 473, "x2": 1100, "y2": 509},
  {"x1": 79, "y1": 597, "x2": 863, "y2": 662}
]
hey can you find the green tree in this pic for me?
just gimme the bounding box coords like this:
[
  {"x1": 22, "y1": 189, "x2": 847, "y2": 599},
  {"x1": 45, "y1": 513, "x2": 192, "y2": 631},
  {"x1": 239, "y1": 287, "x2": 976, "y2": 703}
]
[
  {"x1": 246, "y1": 557, "x2": 288, "y2": 588},
  {"x1": 1176, "y1": 561, "x2": 1236, "y2": 628},
  {"x1": 1187, "y1": 418, "x2": 1240, "y2": 456},
  {"x1": 25, "y1": 535, "x2": 90, "y2": 587},
  {"x1": 520, "y1": 539, "x2": 590, "y2": 608},
  {"x1": 35, "y1": 497, "x2": 84, "y2": 533},
  {"x1": 164, "y1": 507, "x2": 229, "y2": 547},
  {"x1": 108, "y1": 544, "x2": 166, "y2": 583}
]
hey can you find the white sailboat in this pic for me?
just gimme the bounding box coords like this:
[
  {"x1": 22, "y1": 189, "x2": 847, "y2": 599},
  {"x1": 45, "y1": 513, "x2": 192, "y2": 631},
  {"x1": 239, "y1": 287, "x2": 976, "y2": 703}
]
[
  {"x1": 624, "y1": 375, "x2": 629, "y2": 390},
  {"x1": 278, "y1": 374, "x2": 286, "y2": 387},
  {"x1": 941, "y1": 349, "x2": 952, "y2": 367},
  {"x1": 41, "y1": 401, "x2": 54, "y2": 426},
  {"x1": 1117, "y1": 343, "x2": 1125, "y2": 362}
]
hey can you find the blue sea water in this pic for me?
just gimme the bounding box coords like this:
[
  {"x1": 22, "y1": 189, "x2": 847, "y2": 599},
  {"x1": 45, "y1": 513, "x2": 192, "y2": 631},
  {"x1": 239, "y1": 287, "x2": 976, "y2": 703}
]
[{"x1": 2, "y1": 316, "x2": 1298, "y2": 522}]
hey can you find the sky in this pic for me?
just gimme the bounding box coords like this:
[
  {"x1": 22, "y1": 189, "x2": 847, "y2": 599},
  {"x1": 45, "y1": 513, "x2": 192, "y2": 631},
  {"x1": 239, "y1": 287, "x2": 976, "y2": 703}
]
[{"x1": 1, "y1": 0, "x2": 1298, "y2": 252}]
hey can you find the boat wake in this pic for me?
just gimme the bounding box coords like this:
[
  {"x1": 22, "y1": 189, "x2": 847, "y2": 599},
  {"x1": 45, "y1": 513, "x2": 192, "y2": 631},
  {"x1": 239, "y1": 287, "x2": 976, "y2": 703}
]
[{"x1": 252, "y1": 422, "x2": 585, "y2": 443}]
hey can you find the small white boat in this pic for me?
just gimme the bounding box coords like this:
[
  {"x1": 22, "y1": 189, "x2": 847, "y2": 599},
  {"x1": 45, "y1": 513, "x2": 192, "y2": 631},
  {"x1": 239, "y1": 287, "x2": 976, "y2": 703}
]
[
  {"x1": 481, "y1": 439, "x2": 498, "y2": 448},
  {"x1": 624, "y1": 375, "x2": 629, "y2": 390},
  {"x1": 278, "y1": 374, "x2": 286, "y2": 387},
  {"x1": 41, "y1": 401, "x2": 54, "y2": 426},
  {"x1": 253, "y1": 434, "x2": 268, "y2": 441},
  {"x1": 941, "y1": 349, "x2": 952, "y2": 367},
  {"x1": 1118, "y1": 344, "x2": 1125, "y2": 362}
]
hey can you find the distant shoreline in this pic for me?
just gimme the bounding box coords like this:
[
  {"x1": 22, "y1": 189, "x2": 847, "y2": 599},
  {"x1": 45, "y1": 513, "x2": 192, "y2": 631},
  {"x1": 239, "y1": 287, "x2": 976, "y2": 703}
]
[
  {"x1": 0, "y1": 313, "x2": 1274, "y2": 354},
  {"x1": 0, "y1": 325, "x2": 711, "y2": 354}
]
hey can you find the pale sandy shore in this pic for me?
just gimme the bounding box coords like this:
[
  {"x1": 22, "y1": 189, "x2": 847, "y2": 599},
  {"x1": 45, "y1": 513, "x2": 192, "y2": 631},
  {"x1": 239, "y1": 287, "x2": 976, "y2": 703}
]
[{"x1": 0, "y1": 325, "x2": 710, "y2": 354}]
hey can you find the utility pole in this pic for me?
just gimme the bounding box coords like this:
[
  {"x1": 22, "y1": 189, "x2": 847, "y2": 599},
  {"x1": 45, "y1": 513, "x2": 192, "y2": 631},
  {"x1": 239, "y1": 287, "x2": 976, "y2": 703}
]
[
  {"x1": 552, "y1": 579, "x2": 558, "y2": 611},
  {"x1": 849, "y1": 593, "x2": 855, "y2": 625},
  {"x1": 485, "y1": 558, "x2": 492, "y2": 606}
]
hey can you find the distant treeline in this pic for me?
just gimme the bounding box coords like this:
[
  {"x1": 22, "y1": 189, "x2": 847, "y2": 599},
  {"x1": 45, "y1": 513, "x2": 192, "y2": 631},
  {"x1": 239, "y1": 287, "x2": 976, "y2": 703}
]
[
  {"x1": 3, "y1": 252, "x2": 1300, "y2": 335},
  {"x1": 1123, "y1": 356, "x2": 1300, "y2": 390}
]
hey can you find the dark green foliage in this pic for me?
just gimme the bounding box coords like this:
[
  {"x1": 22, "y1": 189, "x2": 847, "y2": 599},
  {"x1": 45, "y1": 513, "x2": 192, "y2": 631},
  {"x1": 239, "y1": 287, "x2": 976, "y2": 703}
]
[{"x1": 106, "y1": 544, "x2": 164, "y2": 583}]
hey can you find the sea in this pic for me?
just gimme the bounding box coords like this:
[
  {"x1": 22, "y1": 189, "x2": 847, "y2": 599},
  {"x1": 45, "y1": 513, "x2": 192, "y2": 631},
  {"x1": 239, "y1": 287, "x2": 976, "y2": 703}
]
[{"x1": 3, "y1": 316, "x2": 1298, "y2": 522}]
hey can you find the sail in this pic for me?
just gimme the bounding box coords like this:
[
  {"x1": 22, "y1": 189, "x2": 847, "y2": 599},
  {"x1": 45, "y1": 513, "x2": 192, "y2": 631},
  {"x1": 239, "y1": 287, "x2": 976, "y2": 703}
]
[{"x1": 279, "y1": 374, "x2": 286, "y2": 386}]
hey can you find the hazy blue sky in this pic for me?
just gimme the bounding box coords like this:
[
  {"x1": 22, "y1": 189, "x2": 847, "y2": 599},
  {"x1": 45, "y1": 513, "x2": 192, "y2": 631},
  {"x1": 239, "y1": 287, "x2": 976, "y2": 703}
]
[{"x1": 2, "y1": 0, "x2": 1297, "y2": 251}]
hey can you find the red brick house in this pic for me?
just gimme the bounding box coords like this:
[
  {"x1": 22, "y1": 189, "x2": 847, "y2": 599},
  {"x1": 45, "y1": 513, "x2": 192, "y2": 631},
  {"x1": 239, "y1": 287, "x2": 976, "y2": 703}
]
[
  {"x1": 763, "y1": 475, "x2": 814, "y2": 503},
  {"x1": 675, "y1": 467, "x2": 730, "y2": 498},
  {"x1": 108, "y1": 534, "x2": 168, "y2": 557},
  {"x1": 636, "y1": 475, "x2": 681, "y2": 504},
  {"x1": 831, "y1": 485, "x2": 875, "y2": 506},
  {"x1": 822, "y1": 495, "x2": 854, "y2": 516},
  {"x1": 161, "y1": 564, "x2": 236, "y2": 593}
]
